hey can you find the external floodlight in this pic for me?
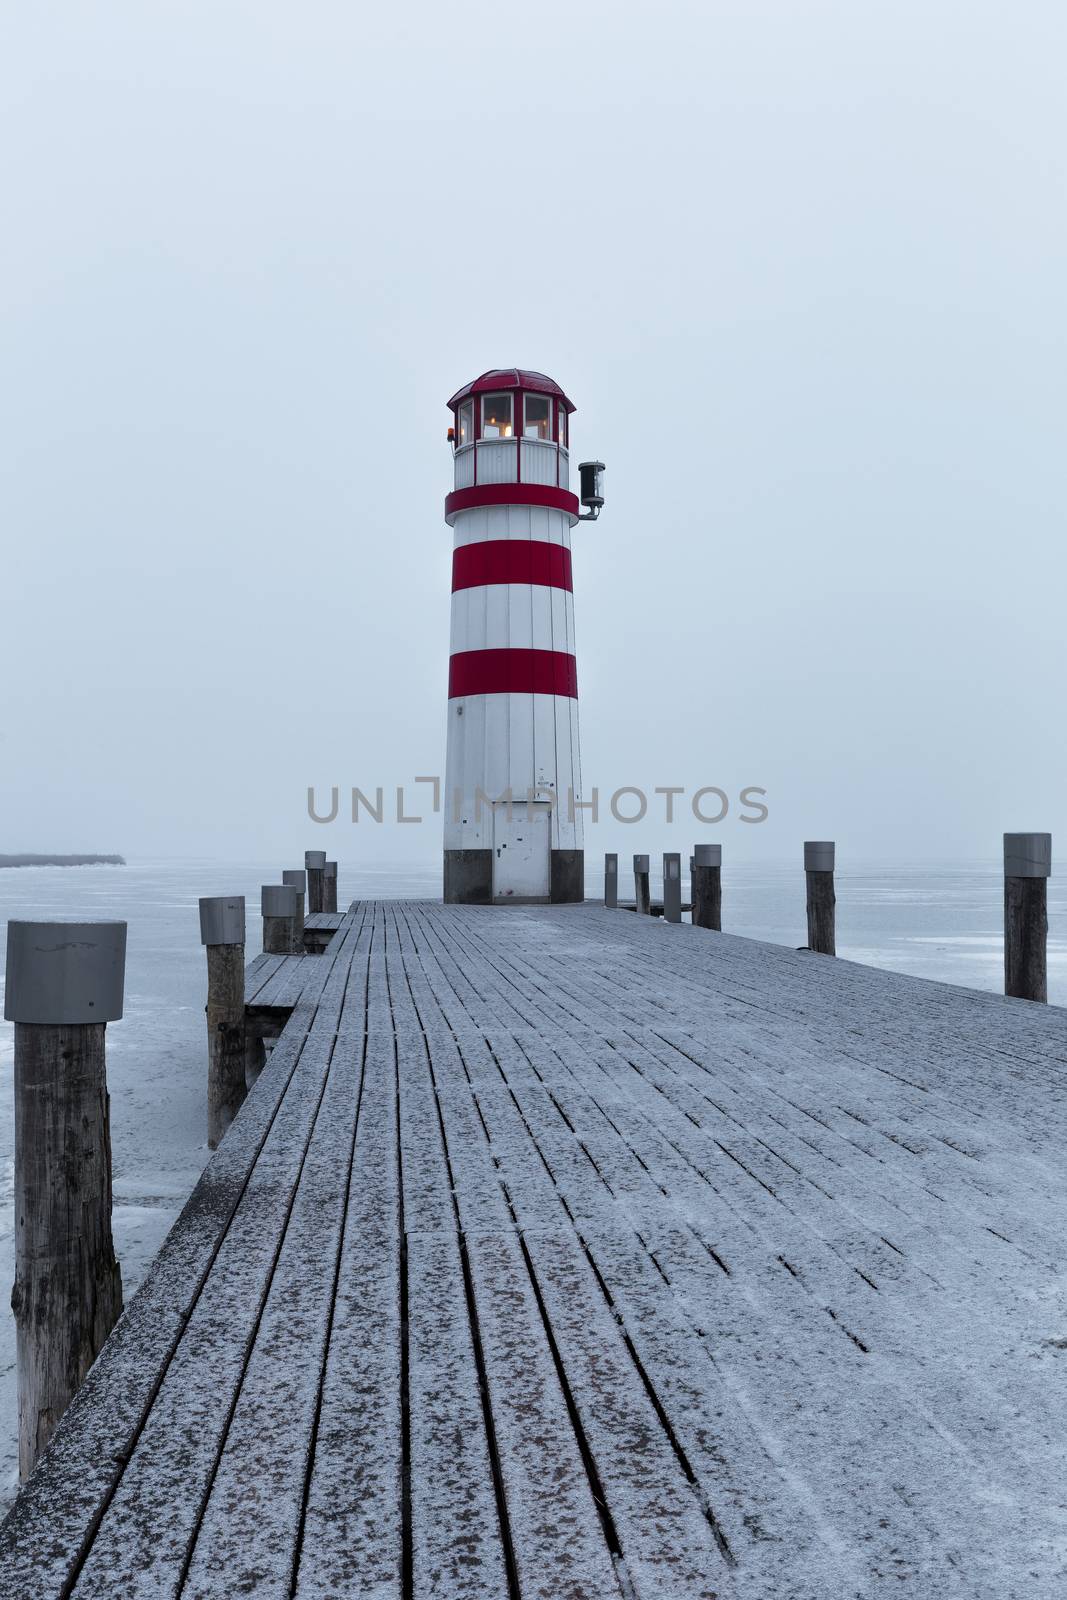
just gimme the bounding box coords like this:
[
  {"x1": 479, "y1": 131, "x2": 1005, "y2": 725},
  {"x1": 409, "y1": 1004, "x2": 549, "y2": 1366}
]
[{"x1": 578, "y1": 460, "x2": 605, "y2": 521}]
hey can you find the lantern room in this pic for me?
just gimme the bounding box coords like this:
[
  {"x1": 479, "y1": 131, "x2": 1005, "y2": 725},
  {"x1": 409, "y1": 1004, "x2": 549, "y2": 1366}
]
[{"x1": 448, "y1": 368, "x2": 575, "y2": 494}]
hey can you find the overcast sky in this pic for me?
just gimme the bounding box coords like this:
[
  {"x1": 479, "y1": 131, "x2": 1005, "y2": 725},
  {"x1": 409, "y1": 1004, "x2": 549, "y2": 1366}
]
[{"x1": 2, "y1": 1, "x2": 1064, "y2": 868}]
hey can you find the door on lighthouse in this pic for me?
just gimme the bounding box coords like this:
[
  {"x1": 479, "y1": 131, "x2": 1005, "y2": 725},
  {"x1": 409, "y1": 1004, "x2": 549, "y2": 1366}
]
[{"x1": 491, "y1": 801, "x2": 552, "y2": 903}]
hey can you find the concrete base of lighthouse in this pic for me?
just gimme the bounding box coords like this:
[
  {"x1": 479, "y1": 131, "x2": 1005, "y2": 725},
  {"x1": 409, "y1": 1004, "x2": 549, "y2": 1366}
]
[
  {"x1": 550, "y1": 850, "x2": 584, "y2": 904},
  {"x1": 443, "y1": 850, "x2": 493, "y2": 905},
  {"x1": 443, "y1": 849, "x2": 584, "y2": 906}
]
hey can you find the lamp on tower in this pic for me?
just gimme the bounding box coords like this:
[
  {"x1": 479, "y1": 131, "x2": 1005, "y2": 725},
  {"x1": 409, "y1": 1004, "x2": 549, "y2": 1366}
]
[{"x1": 577, "y1": 460, "x2": 606, "y2": 521}]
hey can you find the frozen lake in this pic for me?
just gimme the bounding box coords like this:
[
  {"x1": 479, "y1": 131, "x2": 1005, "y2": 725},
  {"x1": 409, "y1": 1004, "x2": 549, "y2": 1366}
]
[{"x1": 0, "y1": 854, "x2": 1064, "y2": 1508}]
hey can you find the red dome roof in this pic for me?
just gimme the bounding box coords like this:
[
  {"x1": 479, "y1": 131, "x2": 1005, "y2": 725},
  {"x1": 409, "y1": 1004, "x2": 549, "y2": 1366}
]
[{"x1": 447, "y1": 368, "x2": 576, "y2": 414}]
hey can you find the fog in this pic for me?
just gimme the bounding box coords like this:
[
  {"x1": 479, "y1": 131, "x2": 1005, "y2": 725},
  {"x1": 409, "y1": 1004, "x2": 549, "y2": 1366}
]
[{"x1": 3, "y1": 1, "x2": 1064, "y2": 869}]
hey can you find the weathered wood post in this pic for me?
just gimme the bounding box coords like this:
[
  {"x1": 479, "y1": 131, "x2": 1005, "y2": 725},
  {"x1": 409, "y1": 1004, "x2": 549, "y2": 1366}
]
[
  {"x1": 282, "y1": 869, "x2": 306, "y2": 950},
  {"x1": 804, "y1": 841, "x2": 836, "y2": 955},
  {"x1": 633, "y1": 855, "x2": 651, "y2": 916},
  {"x1": 691, "y1": 843, "x2": 722, "y2": 930},
  {"x1": 262, "y1": 884, "x2": 299, "y2": 955},
  {"x1": 4, "y1": 920, "x2": 126, "y2": 1479},
  {"x1": 663, "y1": 853, "x2": 682, "y2": 923},
  {"x1": 1004, "y1": 832, "x2": 1051, "y2": 1002},
  {"x1": 324, "y1": 860, "x2": 338, "y2": 914},
  {"x1": 305, "y1": 850, "x2": 327, "y2": 915},
  {"x1": 604, "y1": 853, "x2": 618, "y2": 909},
  {"x1": 199, "y1": 896, "x2": 246, "y2": 1150}
]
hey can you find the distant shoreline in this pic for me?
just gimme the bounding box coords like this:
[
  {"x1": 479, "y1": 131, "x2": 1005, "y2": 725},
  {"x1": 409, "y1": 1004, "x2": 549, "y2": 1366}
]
[{"x1": 0, "y1": 854, "x2": 126, "y2": 869}]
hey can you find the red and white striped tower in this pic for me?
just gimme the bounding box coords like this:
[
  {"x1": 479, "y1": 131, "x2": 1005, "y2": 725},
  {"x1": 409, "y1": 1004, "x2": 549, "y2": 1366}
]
[{"x1": 443, "y1": 368, "x2": 602, "y2": 904}]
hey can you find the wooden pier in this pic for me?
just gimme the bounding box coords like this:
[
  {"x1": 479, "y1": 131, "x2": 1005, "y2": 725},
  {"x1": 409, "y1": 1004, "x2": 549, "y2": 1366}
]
[{"x1": 2, "y1": 900, "x2": 1065, "y2": 1596}]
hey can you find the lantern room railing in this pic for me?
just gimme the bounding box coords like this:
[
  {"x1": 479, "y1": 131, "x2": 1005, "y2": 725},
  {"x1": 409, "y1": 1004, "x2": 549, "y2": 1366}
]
[{"x1": 454, "y1": 437, "x2": 569, "y2": 493}]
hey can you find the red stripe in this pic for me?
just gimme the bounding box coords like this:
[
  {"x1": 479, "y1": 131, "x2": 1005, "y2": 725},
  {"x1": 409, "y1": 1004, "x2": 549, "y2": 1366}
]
[
  {"x1": 452, "y1": 540, "x2": 573, "y2": 593},
  {"x1": 448, "y1": 648, "x2": 578, "y2": 699},
  {"x1": 445, "y1": 484, "x2": 580, "y2": 524}
]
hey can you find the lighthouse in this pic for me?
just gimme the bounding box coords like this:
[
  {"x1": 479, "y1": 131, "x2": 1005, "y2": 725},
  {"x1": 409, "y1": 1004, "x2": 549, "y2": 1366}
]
[{"x1": 443, "y1": 368, "x2": 604, "y2": 905}]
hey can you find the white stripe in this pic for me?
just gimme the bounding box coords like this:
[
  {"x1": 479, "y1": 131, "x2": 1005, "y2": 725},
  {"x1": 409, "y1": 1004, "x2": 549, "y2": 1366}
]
[
  {"x1": 450, "y1": 585, "x2": 574, "y2": 655},
  {"x1": 451, "y1": 504, "x2": 572, "y2": 549},
  {"x1": 444, "y1": 693, "x2": 582, "y2": 852}
]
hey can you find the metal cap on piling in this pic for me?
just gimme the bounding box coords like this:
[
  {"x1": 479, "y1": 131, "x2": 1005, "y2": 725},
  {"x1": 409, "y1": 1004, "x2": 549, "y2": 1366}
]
[
  {"x1": 199, "y1": 896, "x2": 245, "y2": 947},
  {"x1": 305, "y1": 850, "x2": 327, "y2": 870},
  {"x1": 694, "y1": 844, "x2": 722, "y2": 867},
  {"x1": 262, "y1": 884, "x2": 299, "y2": 917},
  {"x1": 282, "y1": 869, "x2": 307, "y2": 895},
  {"x1": 633, "y1": 855, "x2": 650, "y2": 874},
  {"x1": 1004, "y1": 833, "x2": 1052, "y2": 879},
  {"x1": 804, "y1": 841, "x2": 835, "y2": 873},
  {"x1": 4, "y1": 921, "x2": 127, "y2": 1025},
  {"x1": 324, "y1": 860, "x2": 338, "y2": 878}
]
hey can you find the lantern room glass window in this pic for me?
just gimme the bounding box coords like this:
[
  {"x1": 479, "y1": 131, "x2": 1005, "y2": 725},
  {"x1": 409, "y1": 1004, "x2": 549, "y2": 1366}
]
[
  {"x1": 457, "y1": 400, "x2": 473, "y2": 447},
  {"x1": 523, "y1": 394, "x2": 551, "y2": 440},
  {"x1": 558, "y1": 406, "x2": 568, "y2": 448},
  {"x1": 481, "y1": 393, "x2": 513, "y2": 438}
]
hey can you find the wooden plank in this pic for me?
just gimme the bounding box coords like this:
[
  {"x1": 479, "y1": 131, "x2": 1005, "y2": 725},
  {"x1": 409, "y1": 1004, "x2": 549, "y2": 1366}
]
[
  {"x1": 244, "y1": 950, "x2": 285, "y2": 1003},
  {"x1": 63, "y1": 918, "x2": 367, "y2": 1595},
  {"x1": 465, "y1": 1231, "x2": 625, "y2": 1600},
  {"x1": 396, "y1": 911, "x2": 775, "y2": 1592},
  {"x1": 389, "y1": 910, "x2": 677, "y2": 1599},
  {"x1": 405, "y1": 905, "x2": 1067, "y2": 1588},
  {"x1": 396, "y1": 1053, "x2": 509, "y2": 1589},
  {"x1": 521, "y1": 1231, "x2": 727, "y2": 1598},
  {"x1": 180, "y1": 948, "x2": 372, "y2": 1594},
  {"x1": 0, "y1": 928, "x2": 352, "y2": 1597},
  {"x1": 406, "y1": 1232, "x2": 509, "y2": 1599},
  {"x1": 248, "y1": 953, "x2": 318, "y2": 1010},
  {"x1": 294, "y1": 1029, "x2": 403, "y2": 1599},
  {"x1": 460, "y1": 1035, "x2": 860, "y2": 1580}
]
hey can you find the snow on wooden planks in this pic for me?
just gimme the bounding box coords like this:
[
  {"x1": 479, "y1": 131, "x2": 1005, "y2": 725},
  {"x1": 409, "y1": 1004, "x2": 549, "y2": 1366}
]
[{"x1": 2, "y1": 899, "x2": 1065, "y2": 1598}]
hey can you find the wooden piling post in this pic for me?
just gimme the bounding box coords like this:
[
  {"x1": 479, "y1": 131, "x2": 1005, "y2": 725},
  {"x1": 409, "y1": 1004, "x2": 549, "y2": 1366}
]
[
  {"x1": 305, "y1": 850, "x2": 327, "y2": 915},
  {"x1": 634, "y1": 855, "x2": 651, "y2": 916},
  {"x1": 324, "y1": 860, "x2": 338, "y2": 914},
  {"x1": 4, "y1": 920, "x2": 125, "y2": 1478},
  {"x1": 262, "y1": 885, "x2": 299, "y2": 955},
  {"x1": 691, "y1": 843, "x2": 722, "y2": 930},
  {"x1": 199, "y1": 896, "x2": 246, "y2": 1150},
  {"x1": 604, "y1": 853, "x2": 618, "y2": 909},
  {"x1": 1004, "y1": 833, "x2": 1051, "y2": 1002},
  {"x1": 804, "y1": 841, "x2": 836, "y2": 955},
  {"x1": 282, "y1": 870, "x2": 307, "y2": 950},
  {"x1": 663, "y1": 853, "x2": 682, "y2": 923}
]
